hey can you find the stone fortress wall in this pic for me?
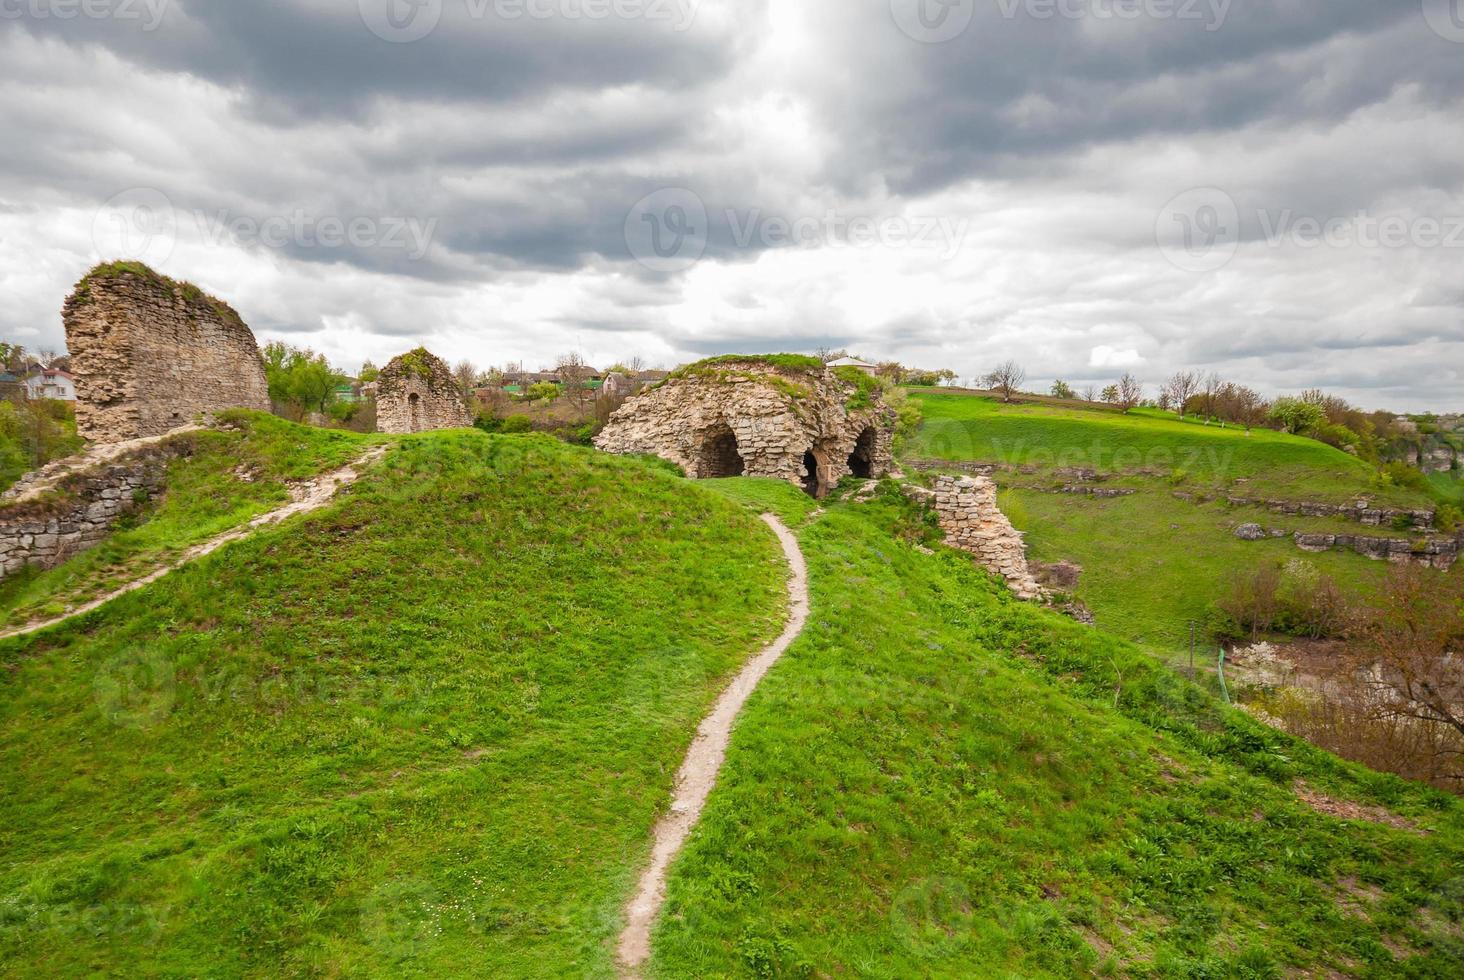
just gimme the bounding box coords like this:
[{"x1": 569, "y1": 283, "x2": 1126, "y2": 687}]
[
  {"x1": 594, "y1": 358, "x2": 895, "y2": 498},
  {"x1": 374, "y1": 348, "x2": 472, "y2": 434},
  {"x1": 63, "y1": 264, "x2": 270, "y2": 444}
]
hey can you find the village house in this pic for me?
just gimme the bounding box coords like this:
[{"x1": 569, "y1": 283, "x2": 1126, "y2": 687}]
[{"x1": 22, "y1": 366, "x2": 77, "y2": 401}]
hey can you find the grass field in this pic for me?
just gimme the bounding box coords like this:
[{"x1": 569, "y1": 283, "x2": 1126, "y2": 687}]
[
  {"x1": 907, "y1": 390, "x2": 1432, "y2": 508},
  {"x1": 654, "y1": 478, "x2": 1464, "y2": 977},
  {"x1": 0, "y1": 412, "x2": 371, "y2": 630},
  {"x1": 0, "y1": 428, "x2": 787, "y2": 976}
]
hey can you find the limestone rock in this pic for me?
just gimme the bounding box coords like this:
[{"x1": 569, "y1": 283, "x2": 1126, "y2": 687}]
[
  {"x1": 1234, "y1": 523, "x2": 1266, "y2": 541},
  {"x1": 63, "y1": 264, "x2": 271, "y2": 443}
]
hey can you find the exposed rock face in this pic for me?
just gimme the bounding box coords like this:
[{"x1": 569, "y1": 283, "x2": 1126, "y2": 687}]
[
  {"x1": 1292, "y1": 531, "x2": 1459, "y2": 570},
  {"x1": 376, "y1": 348, "x2": 472, "y2": 434},
  {"x1": 905, "y1": 475, "x2": 1045, "y2": 600},
  {"x1": 1234, "y1": 523, "x2": 1267, "y2": 541},
  {"x1": 594, "y1": 358, "x2": 895, "y2": 497},
  {"x1": 63, "y1": 264, "x2": 270, "y2": 444}
]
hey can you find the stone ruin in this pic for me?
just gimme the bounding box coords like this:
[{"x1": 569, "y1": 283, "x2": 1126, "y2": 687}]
[
  {"x1": 63, "y1": 263, "x2": 271, "y2": 444},
  {"x1": 905, "y1": 475, "x2": 1046, "y2": 600},
  {"x1": 375, "y1": 348, "x2": 472, "y2": 434},
  {"x1": 593, "y1": 356, "x2": 896, "y2": 497}
]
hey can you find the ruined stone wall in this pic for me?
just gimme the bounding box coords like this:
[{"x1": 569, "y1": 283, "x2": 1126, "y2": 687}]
[
  {"x1": 63, "y1": 265, "x2": 271, "y2": 443},
  {"x1": 593, "y1": 360, "x2": 895, "y2": 496},
  {"x1": 905, "y1": 475, "x2": 1045, "y2": 600},
  {"x1": 0, "y1": 442, "x2": 186, "y2": 578},
  {"x1": 375, "y1": 348, "x2": 472, "y2": 434}
]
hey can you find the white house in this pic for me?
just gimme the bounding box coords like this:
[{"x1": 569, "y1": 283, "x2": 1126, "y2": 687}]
[
  {"x1": 23, "y1": 367, "x2": 76, "y2": 401},
  {"x1": 826, "y1": 356, "x2": 878, "y2": 375}
]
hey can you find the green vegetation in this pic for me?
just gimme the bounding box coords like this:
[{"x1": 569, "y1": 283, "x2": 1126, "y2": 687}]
[
  {"x1": 0, "y1": 399, "x2": 84, "y2": 493},
  {"x1": 677, "y1": 353, "x2": 826, "y2": 375},
  {"x1": 654, "y1": 478, "x2": 1464, "y2": 976},
  {"x1": 262, "y1": 343, "x2": 349, "y2": 422},
  {"x1": 833, "y1": 365, "x2": 882, "y2": 410},
  {"x1": 0, "y1": 430, "x2": 786, "y2": 975},
  {"x1": 909, "y1": 389, "x2": 1433, "y2": 508},
  {"x1": 0, "y1": 412, "x2": 369, "y2": 631},
  {"x1": 70, "y1": 261, "x2": 245, "y2": 328}
]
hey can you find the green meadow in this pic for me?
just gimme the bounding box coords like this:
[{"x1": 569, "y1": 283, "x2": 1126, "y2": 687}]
[{"x1": 0, "y1": 427, "x2": 785, "y2": 976}]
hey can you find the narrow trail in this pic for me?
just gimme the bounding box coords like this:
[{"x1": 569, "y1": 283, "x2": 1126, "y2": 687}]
[
  {"x1": 618, "y1": 514, "x2": 809, "y2": 976},
  {"x1": 0, "y1": 445, "x2": 387, "y2": 642}
]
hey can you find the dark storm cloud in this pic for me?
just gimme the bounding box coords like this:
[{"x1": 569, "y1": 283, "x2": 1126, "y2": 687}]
[
  {"x1": 8, "y1": 0, "x2": 746, "y2": 118},
  {"x1": 816, "y1": 0, "x2": 1463, "y2": 194}
]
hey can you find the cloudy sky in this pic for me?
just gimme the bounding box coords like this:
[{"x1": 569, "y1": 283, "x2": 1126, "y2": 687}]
[{"x1": 1, "y1": 0, "x2": 1462, "y2": 410}]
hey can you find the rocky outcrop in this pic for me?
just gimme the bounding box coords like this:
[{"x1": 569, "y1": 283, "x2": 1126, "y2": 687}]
[
  {"x1": 63, "y1": 263, "x2": 270, "y2": 443},
  {"x1": 1292, "y1": 532, "x2": 1459, "y2": 570},
  {"x1": 594, "y1": 357, "x2": 895, "y2": 497},
  {"x1": 375, "y1": 348, "x2": 472, "y2": 434},
  {"x1": 1224, "y1": 495, "x2": 1435, "y2": 531},
  {"x1": 905, "y1": 475, "x2": 1045, "y2": 600}
]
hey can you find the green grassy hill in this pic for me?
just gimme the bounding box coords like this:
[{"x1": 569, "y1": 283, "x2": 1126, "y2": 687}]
[
  {"x1": 0, "y1": 411, "x2": 371, "y2": 631},
  {"x1": 909, "y1": 390, "x2": 1432, "y2": 507},
  {"x1": 2, "y1": 413, "x2": 1461, "y2": 977},
  {"x1": 1, "y1": 427, "x2": 786, "y2": 976},
  {"x1": 655, "y1": 479, "x2": 1464, "y2": 977},
  {"x1": 904, "y1": 390, "x2": 1461, "y2": 656}
]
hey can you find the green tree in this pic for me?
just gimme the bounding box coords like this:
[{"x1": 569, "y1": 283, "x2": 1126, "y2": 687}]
[
  {"x1": 262, "y1": 342, "x2": 346, "y2": 422},
  {"x1": 1050, "y1": 380, "x2": 1074, "y2": 399},
  {"x1": 1269, "y1": 397, "x2": 1326, "y2": 435}
]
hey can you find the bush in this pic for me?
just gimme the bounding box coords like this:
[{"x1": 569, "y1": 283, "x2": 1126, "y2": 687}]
[
  {"x1": 1436, "y1": 504, "x2": 1461, "y2": 534},
  {"x1": 474, "y1": 414, "x2": 534, "y2": 435}
]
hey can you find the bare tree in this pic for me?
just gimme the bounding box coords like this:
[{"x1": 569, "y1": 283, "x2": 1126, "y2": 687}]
[
  {"x1": 1117, "y1": 372, "x2": 1144, "y2": 413},
  {"x1": 982, "y1": 360, "x2": 1026, "y2": 403},
  {"x1": 1162, "y1": 371, "x2": 1201, "y2": 419},
  {"x1": 453, "y1": 359, "x2": 479, "y2": 401},
  {"x1": 37, "y1": 348, "x2": 61, "y2": 369},
  {"x1": 1339, "y1": 566, "x2": 1464, "y2": 776},
  {"x1": 1079, "y1": 384, "x2": 1099, "y2": 403},
  {"x1": 1199, "y1": 371, "x2": 1223, "y2": 418},
  {"x1": 814, "y1": 346, "x2": 849, "y2": 363},
  {"x1": 555, "y1": 351, "x2": 594, "y2": 418}
]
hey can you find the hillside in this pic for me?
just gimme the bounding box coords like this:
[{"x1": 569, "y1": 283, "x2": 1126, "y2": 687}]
[
  {"x1": 655, "y1": 479, "x2": 1464, "y2": 976},
  {"x1": 904, "y1": 390, "x2": 1462, "y2": 655},
  {"x1": 1, "y1": 413, "x2": 1461, "y2": 977},
  {"x1": 0, "y1": 427, "x2": 787, "y2": 975},
  {"x1": 909, "y1": 390, "x2": 1434, "y2": 508}
]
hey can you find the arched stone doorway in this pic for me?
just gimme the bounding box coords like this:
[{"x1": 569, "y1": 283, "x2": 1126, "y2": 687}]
[
  {"x1": 801, "y1": 445, "x2": 831, "y2": 498},
  {"x1": 407, "y1": 392, "x2": 422, "y2": 433},
  {"x1": 847, "y1": 426, "x2": 877, "y2": 478},
  {"x1": 696, "y1": 424, "x2": 745, "y2": 478}
]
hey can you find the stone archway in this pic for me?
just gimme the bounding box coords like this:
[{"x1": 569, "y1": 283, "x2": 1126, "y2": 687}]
[
  {"x1": 801, "y1": 445, "x2": 832, "y2": 498},
  {"x1": 696, "y1": 424, "x2": 745, "y2": 478},
  {"x1": 408, "y1": 392, "x2": 422, "y2": 433},
  {"x1": 847, "y1": 426, "x2": 877, "y2": 478}
]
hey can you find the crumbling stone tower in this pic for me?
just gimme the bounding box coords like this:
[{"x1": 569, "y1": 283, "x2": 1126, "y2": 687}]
[
  {"x1": 594, "y1": 355, "x2": 896, "y2": 497},
  {"x1": 376, "y1": 348, "x2": 472, "y2": 434},
  {"x1": 62, "y1": 262, "x2": 271, "y2": 444}
]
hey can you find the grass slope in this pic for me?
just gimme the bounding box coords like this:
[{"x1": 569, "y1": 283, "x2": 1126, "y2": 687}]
[
  {"x1": 908, "y1": 390, "x2": 1429, "y2": 508},
  {"x1": 654, "y1": 479, "x2": 1464, "y2": 977},
  {"x1": 0, "y1": 431, "x2": 787, "y2": 976},
  {"x1": 0, "y1": 412, "x2": 370, "y2": 630}
]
